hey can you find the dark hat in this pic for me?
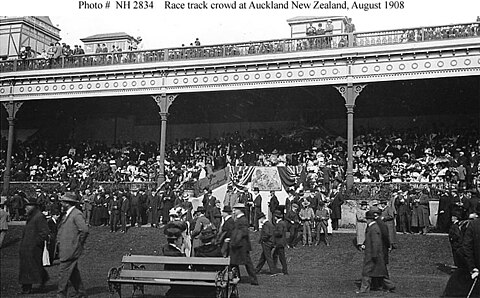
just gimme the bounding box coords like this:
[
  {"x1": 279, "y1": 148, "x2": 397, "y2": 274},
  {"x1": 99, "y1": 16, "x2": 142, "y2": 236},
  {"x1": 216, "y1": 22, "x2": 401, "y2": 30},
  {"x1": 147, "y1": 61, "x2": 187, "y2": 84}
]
[
  {"x1": 164, "y1": 221, "x2": 187, "y2": 239},
  {"x1": 257, "y1": 211, "x2": 266, "y2": 219},
  {"x1": 195, "y1": 206, "x2": 206, "y2": 214},
  {"x1": 253, "y1": 187, "x2": 259, "y2": 192},
  {"x1": 365, "y1": 210, "x2": 376, "y2": 219},
  {"x1": 274, "y1": 210, "x2": 283, "y2": 218},
  {"x1": 60, "y1": 192, "x2": 80, "y2": 204},
  {"x1": 318, "y1": 200, "x2": 326, "y2": 207},
  {"x1": 222, "y1": 206, "x2": 233, "y2": 213},
  {"x1": 360, "y1": 201, "x2": 369, "y2": 206},
  {"x1": 200, "y1": 226, "x2": 216, "y2": 242},
  {"x1": 451, "y1": 209, "x2": 463, "y2": 219}
]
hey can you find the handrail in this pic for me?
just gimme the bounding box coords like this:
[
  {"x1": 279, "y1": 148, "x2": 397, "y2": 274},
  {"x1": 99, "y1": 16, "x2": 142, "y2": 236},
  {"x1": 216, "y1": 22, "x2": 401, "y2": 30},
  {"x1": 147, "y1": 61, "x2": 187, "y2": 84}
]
[{"x1": 1, "y1": 21, "x2": 479, "y2": 73}]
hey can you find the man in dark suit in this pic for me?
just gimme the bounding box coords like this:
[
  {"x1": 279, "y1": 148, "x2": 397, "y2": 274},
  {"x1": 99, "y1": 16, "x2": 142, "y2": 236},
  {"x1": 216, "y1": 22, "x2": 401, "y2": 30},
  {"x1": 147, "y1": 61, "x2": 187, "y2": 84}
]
[
  {"x1": 356, "y1": 211, "x2": 395, "y2": 294},
  {"x1": 272, "y1": 210, "x2": 288, "y2": 275},
  {"x1": 253, "y1": 187, "x2": 262, "y2": 231},
  {"x1": 269, "y1": 191, "x2": 279, "y2": 220},
  {"x1": 254, "y1": 211, "x2": 278, "y2": 275},
  {"x1": 57, "y1": 192, "x2": 89, "y2": 298},
  {"x1": 462, "y1": 206, "x2": 480, "y2": 296},
  {"x1": 230, "y1": 203, "x2": 258, "y2": 285},
  {"x1": 217, "y1": 206, "x2": 235, "y2": 257},
  {"x1": 119, "y1": 192, "x2": 130, "y2": 233}
]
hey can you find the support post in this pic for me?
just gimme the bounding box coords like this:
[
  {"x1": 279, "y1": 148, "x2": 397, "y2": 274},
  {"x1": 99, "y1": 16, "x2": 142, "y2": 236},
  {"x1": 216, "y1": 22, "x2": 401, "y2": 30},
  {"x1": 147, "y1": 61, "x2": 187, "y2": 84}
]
[
  {"x1": 334, "y1": 84, "x2": 366, "y2": 190},
  {"x1": 2, "y1": 101, "x2": 23, "y2": 195},
  {"x1": 152, "y1": 94, "x2": 178, "y2": 186}
]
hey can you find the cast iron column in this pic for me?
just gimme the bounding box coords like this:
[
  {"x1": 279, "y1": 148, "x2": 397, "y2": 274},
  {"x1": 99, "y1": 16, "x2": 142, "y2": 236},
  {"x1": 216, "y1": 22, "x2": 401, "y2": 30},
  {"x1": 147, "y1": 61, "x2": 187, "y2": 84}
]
[
  {"x1": 152, "y1": 94, "x2": 178, "y2": 185},
  {"x1": 334, "y1": 84, "x2": 366, "y2": 190},
  {"x1": 2, "y1": 101, "x2": 23, "y2": 195}
]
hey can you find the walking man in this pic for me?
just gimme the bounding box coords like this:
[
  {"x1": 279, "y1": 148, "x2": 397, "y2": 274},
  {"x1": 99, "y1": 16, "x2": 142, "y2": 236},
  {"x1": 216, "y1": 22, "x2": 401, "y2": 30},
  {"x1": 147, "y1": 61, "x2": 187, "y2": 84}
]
[
  {"x1": 255, "y1": 211, "x2": 279, "y2": 275},
  {"x1": 57, "y1": 192, "x2": 89, "y2": 298},
  {"x1": 18, "y1": 197, "x2": 49, "y2": 294},
  {"x1": 0, "y1": 199, "x2": 8, "y2": 248},
  {"x1": 356, "y1": 211, "x2": 395, "y2": 294}
]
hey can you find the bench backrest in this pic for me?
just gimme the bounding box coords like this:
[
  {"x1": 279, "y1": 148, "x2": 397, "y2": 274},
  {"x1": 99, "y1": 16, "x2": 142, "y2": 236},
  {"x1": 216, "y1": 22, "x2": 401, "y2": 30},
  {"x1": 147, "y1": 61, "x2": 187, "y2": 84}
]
[{"x1": 122, "y1": 255, "x2": 230, "y2": 266}]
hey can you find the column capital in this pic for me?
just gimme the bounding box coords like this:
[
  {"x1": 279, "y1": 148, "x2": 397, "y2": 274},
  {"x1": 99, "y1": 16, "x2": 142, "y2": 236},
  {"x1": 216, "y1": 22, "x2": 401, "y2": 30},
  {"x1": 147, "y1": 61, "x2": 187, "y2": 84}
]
[
  {"x1": 2, "y1": 101, "x2": 23, "y2": 119},
  {"x1": 334, "y1": 84, "x2": 367, "y2": 106},
  {"x1": 152, "y1": 94, "x2": 178, "y2": 114}
]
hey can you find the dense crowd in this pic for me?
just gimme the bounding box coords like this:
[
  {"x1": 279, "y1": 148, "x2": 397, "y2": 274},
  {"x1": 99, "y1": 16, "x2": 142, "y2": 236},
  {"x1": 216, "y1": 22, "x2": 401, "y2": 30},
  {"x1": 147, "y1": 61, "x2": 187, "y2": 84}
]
[{"x1": 1, "y1": 127, "x2": 479, "y2": 192}]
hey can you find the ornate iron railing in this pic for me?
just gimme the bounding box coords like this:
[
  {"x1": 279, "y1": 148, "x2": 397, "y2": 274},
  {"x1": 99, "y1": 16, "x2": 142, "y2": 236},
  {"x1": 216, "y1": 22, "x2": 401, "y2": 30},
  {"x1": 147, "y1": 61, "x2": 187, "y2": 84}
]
[{"x1": 1, "y1": 21, "x2": 479, "y2": 73}]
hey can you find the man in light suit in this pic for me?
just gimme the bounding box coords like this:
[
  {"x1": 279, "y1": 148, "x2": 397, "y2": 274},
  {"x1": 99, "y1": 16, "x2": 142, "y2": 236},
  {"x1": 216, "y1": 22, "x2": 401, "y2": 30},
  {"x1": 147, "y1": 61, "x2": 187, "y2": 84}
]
[{"x1": 57, "y1": 192, "x2": 89, "y2": 298}]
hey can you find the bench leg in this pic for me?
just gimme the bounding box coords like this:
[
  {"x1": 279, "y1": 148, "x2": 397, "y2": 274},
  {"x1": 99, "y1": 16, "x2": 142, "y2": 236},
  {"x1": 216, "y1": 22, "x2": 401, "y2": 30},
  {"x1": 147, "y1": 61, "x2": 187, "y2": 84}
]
[{"x1": 107, "y1": 267, "x2": 122, "y2": 298}]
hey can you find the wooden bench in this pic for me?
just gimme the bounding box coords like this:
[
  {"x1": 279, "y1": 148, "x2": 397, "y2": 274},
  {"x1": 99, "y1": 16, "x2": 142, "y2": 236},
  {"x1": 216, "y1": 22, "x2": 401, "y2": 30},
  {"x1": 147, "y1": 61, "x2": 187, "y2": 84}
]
[{"x1": 107, "y1": 255, "x2": 239, "y2": 298}]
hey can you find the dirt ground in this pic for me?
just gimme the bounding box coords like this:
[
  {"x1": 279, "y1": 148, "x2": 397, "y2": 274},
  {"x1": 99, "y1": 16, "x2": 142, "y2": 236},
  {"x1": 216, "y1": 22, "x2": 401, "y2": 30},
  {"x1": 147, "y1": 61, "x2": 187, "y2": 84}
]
[{"x1": 1, "y1": 225, "x2": 452, "y2": 297}]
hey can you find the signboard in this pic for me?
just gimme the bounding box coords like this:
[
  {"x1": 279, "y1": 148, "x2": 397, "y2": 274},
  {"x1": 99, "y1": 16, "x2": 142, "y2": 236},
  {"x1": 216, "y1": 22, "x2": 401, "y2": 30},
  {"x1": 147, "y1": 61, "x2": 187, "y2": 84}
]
[
  {"x1": 193, "y1": 168, "x2": 229, "y2": 196},
  {"x1": 251, "y1": 167, "x2": 282, "y2": 191}
]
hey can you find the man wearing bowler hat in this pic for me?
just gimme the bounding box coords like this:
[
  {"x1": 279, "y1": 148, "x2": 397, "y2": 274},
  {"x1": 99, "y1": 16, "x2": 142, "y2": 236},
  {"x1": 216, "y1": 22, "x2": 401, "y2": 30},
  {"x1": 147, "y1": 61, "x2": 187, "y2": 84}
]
[
  {"x1": 191, "y1": 206, "x2": 211, "y2": 255},
  {"x1": 255, "y1": 211, "x2": 279, "y2": 275},
  {"x1": 18, "y1": 196, "x2": 50, "y2": 294},
  {"x1": 231, "y1": 203, "x2": 259, "y2": 285},
  {"x1": 57, "y1": 192, "x2": 89, "y2": 298},
  {"x1": 253, "y1": 187, "x2": 262, "y2": 231},
  {"x1": 217, "y1": 205, "x2": 235, "y2": 257}
]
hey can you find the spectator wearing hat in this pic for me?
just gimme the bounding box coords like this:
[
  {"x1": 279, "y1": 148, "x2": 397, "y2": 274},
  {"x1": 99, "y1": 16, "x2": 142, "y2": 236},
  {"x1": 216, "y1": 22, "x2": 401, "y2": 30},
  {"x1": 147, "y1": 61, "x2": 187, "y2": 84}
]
[
  {"x1": 119, "y1": 192, "x2": 130, "y2": 233},
  {"x1": 194, "y1": 225, "x2": 222, "y2": 259},
  {"x1": 448, "y1": 209, "x2": 464, "y2": 267},
  {"x1": 379, "y1": 199, "x2": 397, "y2": 249},
  {"x1": 223, "y1": 185, "x2": 239, "y2": 209},
  {"x1": 328, "y1": 185, "x2": 344, "y2": 230},
  {"x1": 217, "y1": 205, "x2": 234, "y2": 257},
  {"x1": 18, "y1": 196, "x2": 50, "y2": 294},
  {"x1": 57, "y1": 192, "x2": 89, "y2": 298},
  {"x1": 191, "y1": 206, "x2": 211, "y2": 255},
  {"x1": 356, "y1": 211, "x2": 395, "y2": 294},
  {"x1": 238, "y1": 189, "x2": 253, "y2": 227},
  {"x1": 230, "y1": 203, "x2": 258, "y2": 285},
  {"x1": 11, "y1": 190, "x2": 25, "y2": 221},
  {"x1": 356, "y1": 201, "x2": 369, "y2": 250},
  {"x1": 0, "y1": 199, "x2": 8, "y2": 248},
  {"x1": 211, "y1": 200, "x2": 222, "y2": 230},
  {"x1": 253, "y1": 187, "x2": 262, "y2": 231},
  {"x1": 146, "y1": 189, "x2": 161, "y2": 228},
  {"x1": 108, "y1": 193, "x2": 121, "y2": 232},
  {"x1": 299, "y1": 200, "x2": 314, "y2": 246},
  {"x1": 285, "y1": 202, "x2": 301, "y2": 248},
  {"x1": 255, "y1": 211, "x2": 279, "y2": 275},
  {"x1": 314, "y1": 201, "x2": 331, "y2": 246},
  {"x1": 324, "y1": 19, "x2": 334, "y2": 47},
  {"x1": 411, "y1": 189, "x2": 430, "y2": 234},
  {"x1": 272, "y1": 210, "x2": 288, "y2": 275},
  {"x1": 203, "y1": 188, "x2": 217, "y2": 222},
  {"x1": 395, "y1": 190, "x2": 413, "y2": 234},
  {"x1": 81, "y1": 189, "x2": 94, "y2": 227},
  {"x1": 269, "y1": 191, "x2": 279, "y2": 221}
]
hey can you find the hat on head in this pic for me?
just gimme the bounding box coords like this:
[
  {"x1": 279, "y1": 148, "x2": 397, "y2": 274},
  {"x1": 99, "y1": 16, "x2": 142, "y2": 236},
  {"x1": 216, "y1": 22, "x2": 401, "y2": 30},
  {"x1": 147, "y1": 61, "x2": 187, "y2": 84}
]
[
  {"x1": 360, "y1": 201, "x2": 369, "y2": 206},
  {"x1": 164, "y1": 221, "x2": 186, "y2": 239},
  {"x1": 274, "y1": 210, "x2": 283, "y2": 218},
  {"x1": 232, "y1": 203, "x2": 246, "y2": 209},
  {"x1": 365, "y1": 210, "x2": 376, "y2": 219},
  {"x1": 291, "y1": 203, "x2": 299, "y2": 209},
  {"x1": 60, "y1": 192, "x2": 80, "y2": 204},
  {"x1": 222, "y1": 205, "x2": 233, "y2": 213},
  {"x1": 257, "y1": 211, "x2": 266, "y2": 219},
  {"x1": 253, "y1": 187, "x2": 259, "y2": 192},
  {"x1": 451, "y1": 209, "x2": 463, "y2": 219},
  {"x1": 200, "y1": 226, "x2": 217, "y2": 242},
  {"x1": 302, "y1": 200, "x2": 311, "y2": 207}
]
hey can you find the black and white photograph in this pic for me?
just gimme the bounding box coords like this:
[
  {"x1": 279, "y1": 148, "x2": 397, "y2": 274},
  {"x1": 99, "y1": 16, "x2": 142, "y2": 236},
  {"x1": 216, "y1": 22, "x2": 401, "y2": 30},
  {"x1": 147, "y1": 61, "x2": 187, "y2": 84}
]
[{"x1": 1, "y1": 0, "x2": 480, "y2": 297}]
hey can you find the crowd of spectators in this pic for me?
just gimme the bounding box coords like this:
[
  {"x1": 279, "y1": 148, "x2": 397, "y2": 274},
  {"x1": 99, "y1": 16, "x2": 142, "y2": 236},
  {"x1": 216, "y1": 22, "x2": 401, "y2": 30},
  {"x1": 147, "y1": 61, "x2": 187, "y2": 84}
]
[{"x1": 1, "y1": 126, "x2": 479, "y2": 191}]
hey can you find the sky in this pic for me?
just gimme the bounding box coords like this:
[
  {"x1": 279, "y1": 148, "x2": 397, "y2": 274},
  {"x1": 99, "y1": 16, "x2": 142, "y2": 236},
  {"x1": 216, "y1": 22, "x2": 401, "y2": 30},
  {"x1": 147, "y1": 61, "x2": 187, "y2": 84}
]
[{"x1": 3, "y1": 0, "x2": 480, "y2": 49}]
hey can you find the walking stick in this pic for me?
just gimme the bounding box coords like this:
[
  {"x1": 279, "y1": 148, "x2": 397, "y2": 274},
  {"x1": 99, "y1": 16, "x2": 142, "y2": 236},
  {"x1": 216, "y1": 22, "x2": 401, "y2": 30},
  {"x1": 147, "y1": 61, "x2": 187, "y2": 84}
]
[{"x1": 467, "y1": 277, "x2": 478, "y2": 298}]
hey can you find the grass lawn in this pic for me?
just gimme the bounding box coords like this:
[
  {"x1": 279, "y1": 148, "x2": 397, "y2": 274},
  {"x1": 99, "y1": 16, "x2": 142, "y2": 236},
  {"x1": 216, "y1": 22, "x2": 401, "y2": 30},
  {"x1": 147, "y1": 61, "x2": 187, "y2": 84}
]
[{"x1": 0, "y1": 225, "x2": 452, "y2": 297}]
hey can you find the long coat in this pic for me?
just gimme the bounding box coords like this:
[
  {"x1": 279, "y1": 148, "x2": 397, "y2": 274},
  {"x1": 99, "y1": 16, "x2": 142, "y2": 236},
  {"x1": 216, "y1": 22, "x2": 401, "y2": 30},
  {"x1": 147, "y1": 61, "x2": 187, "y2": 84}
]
[
  {"x1": 411, "y1": 194, "x2": 430, "y2": 228},
  {"x1": 362, "y1": 222, "x2": 388, "y2": 278},
  {"x1": 356, "y1": 208, "x2": 368, "y2": 245},
  {"x1": 230, "y1": 214, "x2": 252, "y2": 265},
  {"x1": 381, "y1": 206, "x2": 397, "y2": 244},
  {"x1": 19, "y1": 209, "x2": 49, "y2": 285},
  {"x1": 329, "y1": 192, "x2": 344, "y2": 220},
  {"x1": 463, "y1": 218, "x2": 480, "y2": 273},
  {"x1": 147, "y1": 194, "x2": 161, "y2": 225},
  {"x1": 57, "y1": 208, "x2": 89, "y2": 262}
]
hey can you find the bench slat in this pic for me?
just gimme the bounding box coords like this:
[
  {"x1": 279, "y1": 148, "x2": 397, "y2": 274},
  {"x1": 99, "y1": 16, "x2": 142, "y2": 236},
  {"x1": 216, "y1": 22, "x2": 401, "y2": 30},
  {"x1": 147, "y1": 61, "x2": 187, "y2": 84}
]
[
  {"x1": 122, "y1": 255, "x2": 230, "y2": 266},
  {"x1": 119, "y1": 270, "x2": 217, "y2": 281},
  {"x1": 109, "y1": 278, "x2": 215, "y2": 287}
]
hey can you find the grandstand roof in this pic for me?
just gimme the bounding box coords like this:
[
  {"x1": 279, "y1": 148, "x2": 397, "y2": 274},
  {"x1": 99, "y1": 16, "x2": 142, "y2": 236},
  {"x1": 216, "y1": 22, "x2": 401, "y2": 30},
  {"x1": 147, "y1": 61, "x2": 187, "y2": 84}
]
[{"x1": 80, "y1": 32, "x2": 135, "y2": 42}]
